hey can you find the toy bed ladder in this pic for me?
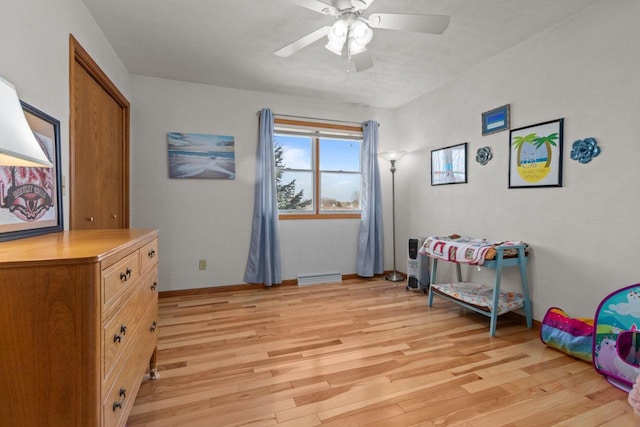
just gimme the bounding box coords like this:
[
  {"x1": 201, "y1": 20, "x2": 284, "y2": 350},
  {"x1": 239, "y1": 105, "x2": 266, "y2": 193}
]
[{"x1": 427, "y1": 245, "x2": 533, "y2": 337}]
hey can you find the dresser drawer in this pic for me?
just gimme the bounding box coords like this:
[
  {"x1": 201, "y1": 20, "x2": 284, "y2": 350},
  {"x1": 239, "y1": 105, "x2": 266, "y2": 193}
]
[
  {"x1": 141, "y1": 268, "x2": 159, "y2": 301},
  {"x1": 141, "y1": 299, "x2": 160, "y2": 357},
  {"x1": 103, "y1": 277, "x2": 157, "y2": 382},
  {"x1": 103, "y1": 251, "x2": 140, "y2": 310},
  {"x1": 139, "y1": 271, "x2": 159, "y2": 346},
  {"x1": 103, "y1": 302, "x2": 159, "y2": 427},
  {"x1": 140, "y1": 239, "x2": 159, "y2": 274},
  {"x1": 102, "y1": 350, "x2": 146, "y2": 427}
]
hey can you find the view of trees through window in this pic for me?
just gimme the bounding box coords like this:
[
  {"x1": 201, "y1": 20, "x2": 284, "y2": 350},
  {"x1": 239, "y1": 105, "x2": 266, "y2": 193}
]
[
  {"x1": 274, "y1": 143, "x2": 312, "y2": 210},
  {"x1": 274, "y1": 133, "x2": 362, "y2": 215}
]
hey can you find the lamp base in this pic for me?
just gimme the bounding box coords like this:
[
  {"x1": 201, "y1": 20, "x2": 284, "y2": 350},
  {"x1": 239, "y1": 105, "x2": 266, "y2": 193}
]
[{"x1": 385, "y1": 271, "x2": 405, "y2": 282}]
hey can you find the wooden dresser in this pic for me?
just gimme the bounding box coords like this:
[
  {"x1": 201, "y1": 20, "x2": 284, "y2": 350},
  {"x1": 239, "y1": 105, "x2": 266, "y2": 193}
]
[{"x1": 0, "y1": 229, "x2": 159, "y2": 427}]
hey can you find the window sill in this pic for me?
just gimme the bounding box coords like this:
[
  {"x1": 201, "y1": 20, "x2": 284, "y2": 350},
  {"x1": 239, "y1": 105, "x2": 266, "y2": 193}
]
[{"x1": 279, "y1": 213, "x2": 361, "y2": 220}]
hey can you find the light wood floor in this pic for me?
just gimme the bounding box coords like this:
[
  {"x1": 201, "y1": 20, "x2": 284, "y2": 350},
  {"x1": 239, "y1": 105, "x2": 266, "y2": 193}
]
[{"x1": 128, "y1": 277, "x2": 636, "y2": 426}]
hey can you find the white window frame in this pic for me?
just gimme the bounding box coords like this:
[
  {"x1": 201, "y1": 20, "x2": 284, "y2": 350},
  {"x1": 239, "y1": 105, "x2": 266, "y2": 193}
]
[{"x1": 274, "y1": 117, "x2": 363, "y2": 220}]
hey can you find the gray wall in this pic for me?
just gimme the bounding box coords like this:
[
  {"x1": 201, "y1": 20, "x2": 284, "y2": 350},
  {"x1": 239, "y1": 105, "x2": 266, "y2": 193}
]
[
  {"x1": 129, "y1": 76, "x2": 397, "y2": 290},
  {"x1": 4, "y1": 0, "x2": 638, "y2": 323},
  {"x1": 393, "y1": 0, "x2": 640, "y2": 320},
  {"x1": 1, "y1": 0, "x2": 131, "y2": 228}
]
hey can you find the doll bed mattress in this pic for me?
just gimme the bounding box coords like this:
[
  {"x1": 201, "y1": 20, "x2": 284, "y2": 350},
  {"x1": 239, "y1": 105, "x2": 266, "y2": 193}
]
[{"x1": 431, "y1": 282, "x2": 525, "y2": 315}]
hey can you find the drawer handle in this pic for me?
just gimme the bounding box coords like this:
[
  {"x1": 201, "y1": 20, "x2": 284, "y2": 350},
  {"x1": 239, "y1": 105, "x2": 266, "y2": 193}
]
[
  {"x1": 151, "y1": 282, "x2": 158, "y2": 291},
  {"x1": 148, "y1": 249, "x2": 156, "y2": 258},
  {"x1": 114, "y1": 324, "x2": 127, "y2": 343},
  {"x1": 112, "y1": 388, "x2": 126, "y2": 412},
  {"x1": 150, "y1": 320, "x2": 158, "y2": 333},
  {"x1": 119, "y1": 268, "x2": 133, "y2": 282}
]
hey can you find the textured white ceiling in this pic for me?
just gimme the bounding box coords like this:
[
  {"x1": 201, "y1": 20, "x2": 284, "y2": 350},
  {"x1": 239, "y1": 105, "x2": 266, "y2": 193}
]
[{"x1": 80, "y1": 0, "x2": 598, "y2": 109}]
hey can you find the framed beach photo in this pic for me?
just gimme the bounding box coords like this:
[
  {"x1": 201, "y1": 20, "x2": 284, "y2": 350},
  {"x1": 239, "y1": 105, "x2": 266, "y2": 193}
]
[
  {"x1": 0, "y1": 101, "x2": 63, "y2": 241},
  {"x1": 482, "y1": 104, "x2": 510, "y2": 136},
  {"x1": 167, "y1": 132, "x2": 235, "y2": 179},
  {"x1": 509, "y1": 118, "x2": 564, "y2": 188},
  {"x1": 431, "y1": 142, "x2": 467, "y2": 186}
]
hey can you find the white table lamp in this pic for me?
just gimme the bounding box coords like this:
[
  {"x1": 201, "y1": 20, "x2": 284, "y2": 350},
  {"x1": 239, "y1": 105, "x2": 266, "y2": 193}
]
[{"x1": 0, "y1": 76, "x2": 52, "y2": 167}]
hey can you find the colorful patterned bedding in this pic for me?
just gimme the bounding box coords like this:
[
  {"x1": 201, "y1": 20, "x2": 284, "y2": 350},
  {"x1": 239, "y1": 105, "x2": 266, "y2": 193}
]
[
  {"x1": 419, "y1": 234, "x2": 527, "y2": 266},
  {"x1": 431, "y1": 282, "x2": 525, "y2": 314}
]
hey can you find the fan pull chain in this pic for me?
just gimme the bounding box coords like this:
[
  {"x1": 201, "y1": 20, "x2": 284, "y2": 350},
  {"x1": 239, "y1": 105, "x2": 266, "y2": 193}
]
[{"x1": 346, "y1": 31, "x2": 352, "y2": 75}]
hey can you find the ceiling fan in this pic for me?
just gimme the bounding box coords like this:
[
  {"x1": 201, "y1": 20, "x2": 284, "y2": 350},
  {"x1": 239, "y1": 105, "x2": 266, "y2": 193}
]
[{"x1": 275, "y1": 0, "x2": 451, "y2": 72}]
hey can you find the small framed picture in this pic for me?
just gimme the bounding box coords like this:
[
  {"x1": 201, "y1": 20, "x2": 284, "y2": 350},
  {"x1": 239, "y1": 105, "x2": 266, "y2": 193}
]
[
  {"x1": 482, "y1": 104, "x2": 510, "y2": 136},
  {"x1": 431, "y1": 143, "x2": 467, "y2": 186},
  {"x1": 509, "y1": 118, "x2": 564, "y2": 188}
]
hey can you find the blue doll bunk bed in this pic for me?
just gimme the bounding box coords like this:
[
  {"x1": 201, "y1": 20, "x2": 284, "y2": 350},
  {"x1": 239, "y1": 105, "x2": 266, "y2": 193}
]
[{"x1": 420, "y1": 235, "x2": 533, "y2": 337}]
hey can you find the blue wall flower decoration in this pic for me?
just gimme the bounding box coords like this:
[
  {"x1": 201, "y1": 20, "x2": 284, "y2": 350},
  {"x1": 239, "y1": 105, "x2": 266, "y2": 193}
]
[
  {"x1": 570, "y1": 137, "x2": 600, "y2": 164},
  {"x1": 476, "y1": 146, "x2": 492, "y2": 165}
]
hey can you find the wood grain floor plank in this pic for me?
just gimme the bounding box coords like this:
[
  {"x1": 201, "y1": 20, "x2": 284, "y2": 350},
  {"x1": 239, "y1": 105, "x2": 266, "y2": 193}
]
[
  {"x1": 553, "y1": 400, "x2": 633, "y2": 426},
  {"x1": 128, "y1": 278, "x2": 637, "y2": 426}
]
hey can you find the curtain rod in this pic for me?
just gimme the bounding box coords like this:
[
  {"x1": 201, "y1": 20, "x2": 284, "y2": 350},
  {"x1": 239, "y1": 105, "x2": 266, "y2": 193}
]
[{"x1": 255, "y1": 111, "x2": 378, "y2": 127}]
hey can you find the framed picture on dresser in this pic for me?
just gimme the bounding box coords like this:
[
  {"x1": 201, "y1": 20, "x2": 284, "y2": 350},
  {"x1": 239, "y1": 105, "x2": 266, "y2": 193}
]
[{"x1": 0, "y1": 101, "x2": 63, "y2": 241}]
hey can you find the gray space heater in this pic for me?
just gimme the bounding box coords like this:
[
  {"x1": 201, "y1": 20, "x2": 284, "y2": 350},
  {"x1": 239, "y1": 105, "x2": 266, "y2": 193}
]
[{"x1": 406, "y1": 237, "x2": 430, "y2": 292}]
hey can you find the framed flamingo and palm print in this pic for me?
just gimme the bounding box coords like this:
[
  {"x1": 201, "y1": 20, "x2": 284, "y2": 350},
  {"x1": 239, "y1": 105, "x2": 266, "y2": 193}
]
[{"x1": 509, "y1": 118, "x2": 564, "y2": 188}]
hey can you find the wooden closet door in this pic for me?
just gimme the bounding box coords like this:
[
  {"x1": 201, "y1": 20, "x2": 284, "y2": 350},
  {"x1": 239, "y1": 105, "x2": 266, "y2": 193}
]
[{"x1": 70, "y1": 35, "x2": 130, "y2": 230}]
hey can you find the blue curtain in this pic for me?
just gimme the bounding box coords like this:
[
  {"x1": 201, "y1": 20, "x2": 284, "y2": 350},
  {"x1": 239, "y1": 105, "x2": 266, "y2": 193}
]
[
  {"x1": 356, "y1": 120, "x2": 384, "y2": 277},
  {"x1": 243, "y1": 108, "x2": 282, "y2": 286}
]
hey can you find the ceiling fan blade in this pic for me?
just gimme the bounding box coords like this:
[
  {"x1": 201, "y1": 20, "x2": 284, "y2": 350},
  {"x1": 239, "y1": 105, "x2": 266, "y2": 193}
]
[
  {"x1": 287, "y1": 0, "x2": 337, "y2": 15},
  {"x1": 275, "y1": 26, "x2": 331, "y2": 57},
  {"x1": 367, "y1": 13, "x2": 451, "y2": 34},
  {"x1": 352, "y1": 49, "x2": 373, "y2": 72},
  {"x1": 351, "y1": 0, "x2": 376, "y2": 11}
]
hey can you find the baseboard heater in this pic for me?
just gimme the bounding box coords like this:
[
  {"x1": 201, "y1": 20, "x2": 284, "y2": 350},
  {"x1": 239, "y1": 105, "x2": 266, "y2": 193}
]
[{"x1": 297, "y1": 272, "x2": 342, "y2": 286}]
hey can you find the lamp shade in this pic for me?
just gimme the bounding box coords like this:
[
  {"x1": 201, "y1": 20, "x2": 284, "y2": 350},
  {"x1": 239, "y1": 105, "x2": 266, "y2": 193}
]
[
  {"x1": 379, "y1": 150, "x2": 407, "y2": 162},
  {"x1": 0, "y1": 77, "x2": 52, "y2": 167}
]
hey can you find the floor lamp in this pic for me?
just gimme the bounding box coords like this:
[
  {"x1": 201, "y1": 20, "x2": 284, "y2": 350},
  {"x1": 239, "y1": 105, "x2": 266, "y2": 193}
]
[{"x1": 380, "y1": 150, "x2": 406, "y2": 282}]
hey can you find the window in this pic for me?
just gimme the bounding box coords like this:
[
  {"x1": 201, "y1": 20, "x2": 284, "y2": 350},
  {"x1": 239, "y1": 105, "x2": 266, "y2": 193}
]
[{"x1": 274, "y1": 118, "x2": 363, "y2": 219}]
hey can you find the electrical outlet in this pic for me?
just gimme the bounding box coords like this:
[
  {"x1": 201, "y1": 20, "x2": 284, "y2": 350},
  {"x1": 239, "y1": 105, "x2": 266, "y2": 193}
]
[{"x1": 198, "y1": 259, "x2": 207, "y2": 270}]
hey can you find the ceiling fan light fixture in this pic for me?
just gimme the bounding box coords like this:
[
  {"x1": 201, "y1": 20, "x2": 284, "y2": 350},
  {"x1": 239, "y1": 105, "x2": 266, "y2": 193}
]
[
  {"x1": 325, "y1": 39, "x2": 345, "y2": 55},
  {"x1": 348, "y1": 38, "x2": 367, "y2": 55},
  {"x1": 330, "y1": 19, "x2": 348, "y2": 38},
  {"x1": 325, "y1": 19, "x2": 348, "y2": 55},
  {"x1": 350, "y1": 20, "x2": 373, "y2": 46}
]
